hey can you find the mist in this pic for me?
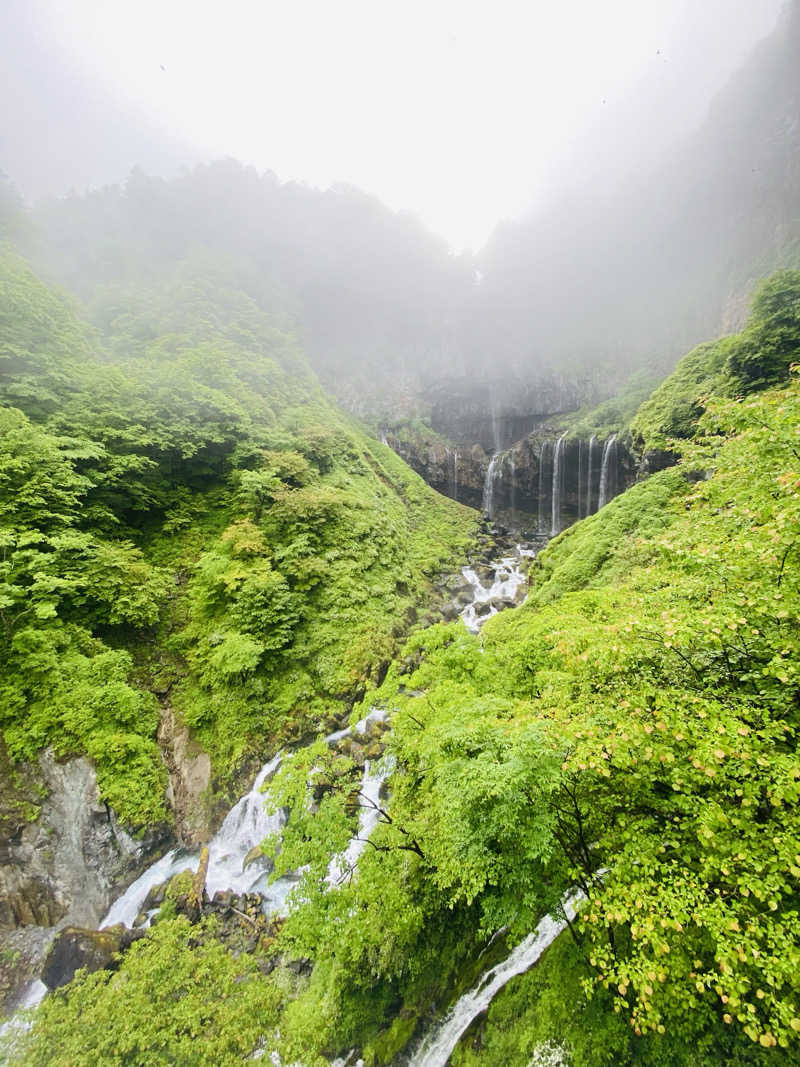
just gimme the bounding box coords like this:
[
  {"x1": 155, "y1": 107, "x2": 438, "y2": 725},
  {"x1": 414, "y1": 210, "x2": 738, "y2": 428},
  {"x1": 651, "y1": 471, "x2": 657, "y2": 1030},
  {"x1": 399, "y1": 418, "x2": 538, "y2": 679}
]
[
  {"x1": 1, "y1": 0, "x2": 798, "y2": 413},
  {"x1": 1, "y1": 1, "x2": 786, "y2": 248}
]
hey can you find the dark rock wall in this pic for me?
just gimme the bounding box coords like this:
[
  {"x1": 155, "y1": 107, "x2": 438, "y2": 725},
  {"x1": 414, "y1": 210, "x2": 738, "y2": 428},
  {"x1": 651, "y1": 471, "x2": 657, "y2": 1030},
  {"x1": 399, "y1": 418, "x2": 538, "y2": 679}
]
[{"x1": 386, "y1": 428, "x2": 638, "y2": 535}]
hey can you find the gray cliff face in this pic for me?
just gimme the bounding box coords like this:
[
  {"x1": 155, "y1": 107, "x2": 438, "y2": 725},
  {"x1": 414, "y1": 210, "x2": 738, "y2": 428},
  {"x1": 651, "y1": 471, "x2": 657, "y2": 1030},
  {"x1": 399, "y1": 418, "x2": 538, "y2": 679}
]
[
  {"x1": 0, "y1": 750, "x2": 168, "y2": 1009},
  {"x1": 424, "y1": 375, "x2": 599, "y2": 452}
]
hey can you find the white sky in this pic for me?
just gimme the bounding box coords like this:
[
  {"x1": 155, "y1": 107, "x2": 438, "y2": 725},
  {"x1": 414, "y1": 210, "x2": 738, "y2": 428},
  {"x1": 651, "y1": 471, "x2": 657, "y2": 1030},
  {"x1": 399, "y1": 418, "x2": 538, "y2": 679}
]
[{"x1": 20, "y1": 1, "x2": 788, "y2": 249}]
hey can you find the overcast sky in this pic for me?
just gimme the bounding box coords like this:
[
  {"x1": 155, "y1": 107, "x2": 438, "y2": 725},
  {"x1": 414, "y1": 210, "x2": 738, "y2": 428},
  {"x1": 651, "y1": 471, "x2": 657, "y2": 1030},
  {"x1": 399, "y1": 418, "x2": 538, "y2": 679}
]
[{"x1": 1, "y1": 0, "x2": 787, "y2": 250}]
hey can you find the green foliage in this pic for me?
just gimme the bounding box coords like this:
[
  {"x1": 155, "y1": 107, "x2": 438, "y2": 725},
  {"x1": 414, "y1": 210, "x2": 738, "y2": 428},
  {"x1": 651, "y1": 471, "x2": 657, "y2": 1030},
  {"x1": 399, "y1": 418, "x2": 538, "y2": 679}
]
[
  {"x1": 726, "y1": 270, "x2": 800, "y2": 389},
  {"x1": 450, "y1": 932, "x2": 788, "y2": 1067},
  {"x1": 261, "y1": 370, "x2": 800, "y2": 1061},
  {"x1": 0, "y1": 254, "x2": 91, "y2": 419},
  {"x1": 0, "y1": 250, "x2": 475, "y2": 826},
  {"x1": 631, "y1": 268, "x2": 800, "y2": 452},
  {"x1": 629, "y1": 337, "x2": 733, "y2": 452},
  {"x1": 561, "y1": 369, "x2": 661, "y2": 438},
  {"x1": 4, "y1": 917, "x2": 283, "y2": 1066}
]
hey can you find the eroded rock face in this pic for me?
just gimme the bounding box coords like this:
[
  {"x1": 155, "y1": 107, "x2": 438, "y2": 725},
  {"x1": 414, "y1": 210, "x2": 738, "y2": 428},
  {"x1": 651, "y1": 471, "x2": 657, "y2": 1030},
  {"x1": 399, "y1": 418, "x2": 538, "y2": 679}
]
[
  {"x1": 387, "y1": 428, "x2": 638, "y2": 534},
  {"x1": 158, "y1": 705, "x2": 213, "y2": 847},
  {"x1": 0, "y1": 752, "x2": 162, "y2": 933},
  {"x1": 0, "y1": 748, "x2": 168, "y2": 1009}
]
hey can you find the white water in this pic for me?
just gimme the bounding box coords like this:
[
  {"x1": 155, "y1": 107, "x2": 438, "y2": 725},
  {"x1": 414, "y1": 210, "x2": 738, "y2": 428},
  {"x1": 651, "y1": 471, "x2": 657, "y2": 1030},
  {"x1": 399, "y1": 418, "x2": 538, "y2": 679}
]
[
  {"x1": 459, "y1": 544, "x2": 531, "y2": 632},
  {"x1": 408, "y1": 896, "x2": 582, "y2": 1067},
  {"x1": 550, "y1": 433, "x2": 567, "y2": 536},
  {"x1": 537, "y1": 440, "x2": 550, "y2": 534},
  {"x1": 598, "y1": 434, "x2": 617, "y2": 509},
  {"x1": 586, "y1": 434, "x2": 597, "y2": 516},
  {"x1": 101, "y1": 709, "x2": 390, "y2": 930},
  {"x1": 327, "y1": 757, "x2": 394, "y2": 887},
  {"x1": 482, "y1": 452, "x2": 504, "y2": 519},
  {"x1": 0, "y1": 980, "x2": 47, "y2": 1051}
]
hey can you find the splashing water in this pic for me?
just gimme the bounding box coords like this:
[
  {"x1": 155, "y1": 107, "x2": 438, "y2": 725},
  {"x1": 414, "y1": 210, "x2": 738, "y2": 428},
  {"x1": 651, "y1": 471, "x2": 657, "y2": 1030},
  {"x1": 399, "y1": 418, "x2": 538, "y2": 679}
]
[
  {"x1": 407, "y1": 895, "x2": 582, "y2": 1067},
  {"x1": 101, "y1": 710, "x2": 390, "y2": 929},
  {"x1": 459, "y1": 544, "x2": 533, "y2": 632}
]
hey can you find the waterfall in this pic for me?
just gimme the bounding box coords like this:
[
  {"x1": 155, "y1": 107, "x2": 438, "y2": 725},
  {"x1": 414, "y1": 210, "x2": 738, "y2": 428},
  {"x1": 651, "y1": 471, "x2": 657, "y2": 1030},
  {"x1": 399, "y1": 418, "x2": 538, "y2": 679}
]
[
  {"x1": 379, "y1": 430, "x2": 388, "y2": 446},
  {"x1": 408, "y1": 894, "x2": 583, "y2": 1067},
  {"x1": 577, "y1": 439, "x2": 586, "y2": 519},
  {"x1": 327, "y1": 757, "x2": 394, "y2": 887},
  {"x1": 509, "y1": 451, "x2": 516, "y2": 526},
  {"x1": 598, "y1": 434, "x2": 618, "y2": 509},
  {"x1": 452, "y1": 449, "x2": 459, "y2": 502},
  {"x1": 537, "y1": 441, "x2": 551, "y2": 534},
  {"x1": 101, "y1": 710, "x2": 390, "y2": 930},
  {"x1": 586, "y1": 435, "x2": 597, "y2": 515},
  {"x1": 550, "y1": 434, "x2": 567, "y2": 537},
  {"x1": 482, "y1": 452, "x2": 504, "y2": 519}
]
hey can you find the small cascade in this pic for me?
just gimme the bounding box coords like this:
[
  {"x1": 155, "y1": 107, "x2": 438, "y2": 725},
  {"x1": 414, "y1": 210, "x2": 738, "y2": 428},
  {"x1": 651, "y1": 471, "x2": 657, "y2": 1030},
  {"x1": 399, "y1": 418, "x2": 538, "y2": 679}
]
[
  {"x1": 379, "y1": 430, "x2": 388, "y2": 446},
  {"x1": 101, "y1": 710, "x2": 390, "y2": 930},
  {"x1": 586, "y1": 435, "x2": 598, "y2": 516},
  {"x1": 598, "y1": 434, "x2": 618, "y2": 509},
  {"x1": 459, "y1": 544, "x2": 534, "y2": 632},
  {"x1": 0, "y1": 980, "x2": 47, "y2": 1046},
  {"x1": 408, "y1": 895, "x2": 583, "y2": 1067},
  {"x1": 537, "y1": 440, "x2": 551, "y2": 534},
  {"x1": 550, "y1": 433, "x2": 567, "y2": 536},
  {"x1": 482, "y1": 452, "x2": 504, "y2": 519},
  {"x1": 327, "y1": 757, "x2": 394, "y2": 887}
]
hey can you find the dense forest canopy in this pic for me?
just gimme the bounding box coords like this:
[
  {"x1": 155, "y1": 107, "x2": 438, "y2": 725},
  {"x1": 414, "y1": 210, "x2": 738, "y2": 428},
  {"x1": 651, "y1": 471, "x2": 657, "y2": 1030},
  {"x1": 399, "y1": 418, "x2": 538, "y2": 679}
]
[{"x1": 2, "y1": 5, "x2": 800, "y2": 1067}]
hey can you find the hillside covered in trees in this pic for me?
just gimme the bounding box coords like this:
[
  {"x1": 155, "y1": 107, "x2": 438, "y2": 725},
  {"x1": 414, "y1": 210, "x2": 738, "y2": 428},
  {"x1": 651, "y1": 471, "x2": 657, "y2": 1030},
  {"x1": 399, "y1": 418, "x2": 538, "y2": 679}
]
[{"x1": 2, "y1": 5, "x2": 800, "y2": 1066}]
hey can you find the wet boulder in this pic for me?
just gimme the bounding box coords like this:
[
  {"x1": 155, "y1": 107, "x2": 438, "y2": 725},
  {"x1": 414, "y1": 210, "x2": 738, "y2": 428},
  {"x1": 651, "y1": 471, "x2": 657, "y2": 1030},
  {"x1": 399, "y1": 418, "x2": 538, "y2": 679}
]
[{"x1": 42, "y1": 925, "x2": 144, "y2": 989}]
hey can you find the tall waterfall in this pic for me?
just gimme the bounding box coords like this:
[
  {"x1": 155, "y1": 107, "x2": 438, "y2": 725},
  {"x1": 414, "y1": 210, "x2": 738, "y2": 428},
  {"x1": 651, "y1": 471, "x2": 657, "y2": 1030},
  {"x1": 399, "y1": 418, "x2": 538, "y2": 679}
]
[
  {"x1": 482, "y1": 452, "x2": 504, "y2": 519},
  {"x1": 408, "y1": 894, "x2": 583, "y2": 1067},
  {"x1": 509, "y1": 452, "x2": 516, "y2": 525},
  {"x1": 598, "y1": 434, "x2": 618, "y2": 509},
  {"x1": 537, "y1": 440, "x2": 551, "y2": 534},
  {"x1": 577, "y1": 439, "x2": 586, "y2": 519},
  {"x1": 550, "y1": 433, "x2": 567, "y2": 536},
  {"x1": 586, "y1": 435, "x2": 597, "y2": 516},
  {"x1": 451, "y1": 449, "x2": 459, "y2": 502}
]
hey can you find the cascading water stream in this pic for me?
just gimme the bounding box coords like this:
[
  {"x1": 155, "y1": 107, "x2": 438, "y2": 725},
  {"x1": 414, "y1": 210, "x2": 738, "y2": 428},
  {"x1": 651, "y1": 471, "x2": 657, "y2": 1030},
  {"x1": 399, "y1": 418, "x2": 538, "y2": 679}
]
[
  {"x1": 451, "y1": 449, "x2": 458, "y2": 502},
  {"x1": 598, "y1": 434, "x2": 618, "y2": 509},
  {"x1": 482, "y1": 452, "x2": 504, "y2": 519},
  {"x1": 407, "y1": 894, "x2": 583, "y2": 1067},
  {"x1": 459, "y1": 544, "x2": 534, "y2": 633},
  {"x1": 327, "y1": 757, "x2": 394, "y2": 887},
  {"x1": 537, "y1": 440, "x2": 551, "y2": 534},
  {"x1": 550, "y1": 433, "x2": 567, "y2": 536},
  {"x1": 586, "y1": 434, "x2": 597, "y2": 515},
  {"x1": 101, "y1": 710, "x2": 389, "y2": 930}
]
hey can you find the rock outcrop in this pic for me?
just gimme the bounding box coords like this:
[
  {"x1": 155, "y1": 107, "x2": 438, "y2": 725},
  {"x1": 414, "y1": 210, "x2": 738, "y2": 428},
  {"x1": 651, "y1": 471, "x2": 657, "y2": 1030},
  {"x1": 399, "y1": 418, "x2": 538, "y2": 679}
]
[
  {"x1": 157, "y1": 705, "x2": 213, "y2": 847},
  {"x1": 42, "y1": 925, "x2": 146, "y2": 990},
  {"x1": 387, "y1": 427, "x2": 638, "y2": 534},
  {"x1": 0, "y1": 747, "x2": 168, "y2": 1010}
]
